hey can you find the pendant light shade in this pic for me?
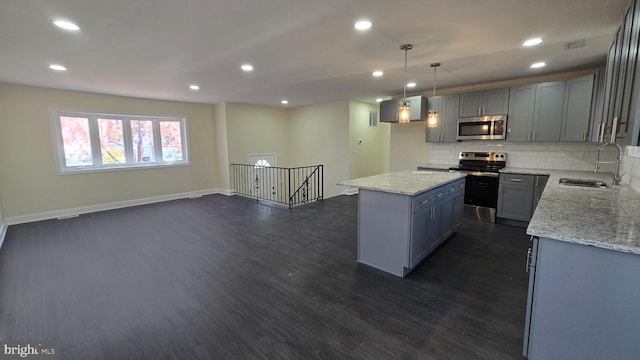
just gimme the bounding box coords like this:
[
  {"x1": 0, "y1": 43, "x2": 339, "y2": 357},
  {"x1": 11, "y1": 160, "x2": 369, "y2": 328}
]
[
  {"x1": 398, "y1": 44, "x2": 413, "y2": 123},
  {"x1": 427, "y1": 63, "x2": 441, "y2": 128}
]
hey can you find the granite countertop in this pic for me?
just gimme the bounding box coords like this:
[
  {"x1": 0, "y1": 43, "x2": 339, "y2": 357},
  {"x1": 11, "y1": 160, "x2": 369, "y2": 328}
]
[
  {"x1": 503, "y1": 167, "x2": 640, "y2": 255},
  {"x1": 337, "y1": 171, "x2": 466, "y2": 196}
]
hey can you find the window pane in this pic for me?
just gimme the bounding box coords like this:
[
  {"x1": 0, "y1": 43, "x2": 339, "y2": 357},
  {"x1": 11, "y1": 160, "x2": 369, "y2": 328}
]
[
  {"x1": 97, "y1": 118, "x2": 125, "y2": 164},
  {"x1": 159, "y1": 121, "x2": 183, "y2": 161},
  {"x1": 60, "y1": 116, "x2": 93, "y2": 167},
  {"x1": 131, "y1": 120, "x2": 155, "y2": 163}
]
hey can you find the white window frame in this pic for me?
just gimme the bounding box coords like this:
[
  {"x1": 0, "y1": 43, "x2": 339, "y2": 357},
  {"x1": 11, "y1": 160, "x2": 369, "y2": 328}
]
[{"x1": 50, "y1": 109, "x2": 190, "y2": 174}]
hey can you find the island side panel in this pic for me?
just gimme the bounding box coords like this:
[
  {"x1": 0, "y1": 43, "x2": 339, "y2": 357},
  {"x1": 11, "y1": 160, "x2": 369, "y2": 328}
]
[
  {"x1": 527, "y1": 237, "x2": 640, "y2": 360},
  {"x1": 357, "y1": 188, "x2": 411, "y2": 277}
]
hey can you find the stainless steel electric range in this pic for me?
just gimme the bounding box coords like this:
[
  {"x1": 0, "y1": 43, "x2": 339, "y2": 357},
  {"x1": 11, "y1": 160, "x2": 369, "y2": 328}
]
[{"x1": 449, "y1": 151, "x2": 507, "y2": 223}]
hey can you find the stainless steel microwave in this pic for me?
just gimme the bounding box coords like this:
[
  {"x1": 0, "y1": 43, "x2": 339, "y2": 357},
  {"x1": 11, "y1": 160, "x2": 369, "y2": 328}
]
[{"x1": 457, "y1": 115, "x2": 507, "y2": 140}]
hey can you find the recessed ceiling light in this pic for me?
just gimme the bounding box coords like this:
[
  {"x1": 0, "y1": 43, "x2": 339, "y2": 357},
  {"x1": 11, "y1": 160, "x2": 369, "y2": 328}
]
[
  {"x1": 281, "y1": 100, "x2": 289, "y2": 105},
  {"x1": 376, "y1": 98, "x2": 383, "y2": 103},
  {"x1": 49, "y1": 64, "x2": 67, "y2": 71},
  {"x1": 354, "y1": 20, "x2": 372, "y2": 31},
  {"x1": 530, "y1": 62, "x2": 546, "y2": 69},
  {"x1": 241, "y1": 64, "x2": 254, "y2": 72},
  {"x1": 53, "y1": 20, "x2": 80, "y2": 31},
  {"x1": 407, "y1": 82, "x2": 416, "y2": 88},
  {"x1": 372, "y1": 70, "x2": 383, "y2": 77},
  {"x1": 189, "y1": 84, "x2": 200, "y2": 90},
  {"x1": 523, "y1": 38, "x2": 542, "y2": 47}
]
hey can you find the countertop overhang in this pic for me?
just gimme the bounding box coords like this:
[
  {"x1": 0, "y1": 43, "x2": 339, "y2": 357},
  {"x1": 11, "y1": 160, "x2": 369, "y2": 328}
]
[
  {"x1": 501, "y1": 167, "x2": 640, "y2": 255},
  {"x1": 337, "y1": 171, "x2": 466, "y2": 196}
]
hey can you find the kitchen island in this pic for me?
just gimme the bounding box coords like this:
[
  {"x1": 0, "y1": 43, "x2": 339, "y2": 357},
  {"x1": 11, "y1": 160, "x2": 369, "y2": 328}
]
[
  {"x1": 519, "y1": 169, "x2": 640, "y2": 360},
  {"x1": 338, "y1": 171, "x2": 466, "y2": 277}
]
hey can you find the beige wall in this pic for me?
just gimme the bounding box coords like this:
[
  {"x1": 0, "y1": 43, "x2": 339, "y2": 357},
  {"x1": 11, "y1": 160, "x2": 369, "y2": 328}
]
[
  {"x1": 0, "y1": 84, "x2": 390, "y2": 220},
  {"x1": 288, "y1": 100, "x2": 350, "y2": 197},
  {"x1": 389, "y1": 121, "x2": 430, "y2": 171},
  {"x1": 348, "y1": 101, "x2": 390, "y2": 178},
  {"x1": 213, "y1": 103, "x2": 230, "y2": 190},
  {"x1": 0, "y1": 83, "x2": 219, "y2": 218},
  {"x1": 224, "y1": 102, "x2": 290, "y2": 165}
]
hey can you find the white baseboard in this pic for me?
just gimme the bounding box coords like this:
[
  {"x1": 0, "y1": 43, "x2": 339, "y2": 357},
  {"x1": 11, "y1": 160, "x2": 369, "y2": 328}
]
[{"x1": 5, "y1": 188, "x2": 232, "y2": 225}]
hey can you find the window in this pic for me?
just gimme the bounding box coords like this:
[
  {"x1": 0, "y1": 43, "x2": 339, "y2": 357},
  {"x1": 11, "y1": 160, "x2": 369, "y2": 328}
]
[{"x1": 51, "y1": 110, "x2": 189, "y2": 173}]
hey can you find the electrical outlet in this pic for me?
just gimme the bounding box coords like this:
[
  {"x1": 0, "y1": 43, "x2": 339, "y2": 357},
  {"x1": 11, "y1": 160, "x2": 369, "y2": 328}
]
[{"x1": 46, "y1": 193, "x2": 54, "y2": 201}]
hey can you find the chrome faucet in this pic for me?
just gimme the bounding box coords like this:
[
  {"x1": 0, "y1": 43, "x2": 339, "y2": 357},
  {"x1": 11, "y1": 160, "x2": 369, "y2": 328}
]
[{"x1": 594, "y1": 142, "x2": 624, "y2": 185}]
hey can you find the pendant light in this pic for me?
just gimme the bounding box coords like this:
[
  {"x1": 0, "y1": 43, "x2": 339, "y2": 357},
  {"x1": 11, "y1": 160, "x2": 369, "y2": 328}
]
[
  {"x1": 398, "y1": 44, "x2": 413, "y2": 123},
  {"x1": 427, "y1": 63, "x2": 441, "y2": 128}
]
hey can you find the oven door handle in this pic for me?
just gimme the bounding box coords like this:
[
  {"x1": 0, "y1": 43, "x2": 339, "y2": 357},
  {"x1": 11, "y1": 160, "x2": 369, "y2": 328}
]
[{"x1": 464, "y1": 171, "x2": 499, "y2": 177}]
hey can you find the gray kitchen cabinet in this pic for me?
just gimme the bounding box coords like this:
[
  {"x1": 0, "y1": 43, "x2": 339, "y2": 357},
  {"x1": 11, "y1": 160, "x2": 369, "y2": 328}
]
[
  {"x1": 597, "y1": 0, "x2": 640, "y2": 145},
  {"x1": 497, "y1": 174, "x2": 535, "y2": 221},
  {"x1": 425, "y1": 94, "x2": 460, "y2": 143},
  {"x1": 451, "y1": 180, "x2": 465, "y2": 231},
  {"x1": 459, "y1": 88, "x2": 509, "y2": 117},
  {"x1": 532, "y1": 81, "x2": 566, "y2": 142},
  {"x1": 410, "y1": 186, "x2": 445, "y2": 268},
  {"x1": 410, "y1": 206, "x2": 430, "y2": 268},
  {"x1": 411, "y1": 179, "x2": 465, "y2": 269},
  {"x1": 379, "y1": 95, "x2": 427, "y2": 123},
  {"x1": 440, "y1": 180, "x2": 465, "y2": 241},
  {"x1": 425, "y1": 193, "x2": 444, "y2": 254},
  {"x1": 507, "y1": 84, "x2": 537, "y2": 141},
  {"x1": 379, "y1": 98, "x2": 398, "y2": 123},
  {"x1": 561, "y1": 74, "x2": 595, "y2": 141},
  {"x1": 523, "y1": 236, "x2": 640, "y2": 359},
  {"x1": 357, "y1": 177, "x2": 465, "y2": 277},
  {"x1": 531, "y1": 175, "x2": 549, "y2": 214},
  {"x1": 509, "y1": 77, "x2": 593, "y2": 142}
]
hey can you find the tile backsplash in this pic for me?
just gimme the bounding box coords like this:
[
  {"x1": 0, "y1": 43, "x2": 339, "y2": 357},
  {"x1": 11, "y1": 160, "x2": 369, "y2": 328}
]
[
  {"x1": 622, "y1": 146, "x2": 640, "y2": 192},
  {"x1": 428, "y1": 142, "x2": 618, "y2": 172}
]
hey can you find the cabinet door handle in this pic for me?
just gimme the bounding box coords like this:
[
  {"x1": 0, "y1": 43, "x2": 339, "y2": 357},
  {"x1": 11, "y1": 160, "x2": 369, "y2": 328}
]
[
  {"x1": 526, "y1": 247, "x2": 532, "y2": 273},
  {"x1": 532, "y1": 131, "x2": 536, "y2": 141},
  {"x1": 610, "y1": 116, "x2": 619, "y2": 143},
  {"x1": 527, "y1": 131, "x2": 531, "y2": 141},
  {"x1": 598, "y1": 122, "x2": 606, "y2": 142},
  {"x1": 510, "y1": 178, "x2": 524, "y2": 182},
  {"x1": 420, "y1": 199, "x2": 429, "y2": 204},
  {"x1": 436, "y1": 193, "x2": 443, "y2": 198}
]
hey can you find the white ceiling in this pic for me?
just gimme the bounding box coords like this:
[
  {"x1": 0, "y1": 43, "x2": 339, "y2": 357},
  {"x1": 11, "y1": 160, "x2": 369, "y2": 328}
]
[{"x1": 0, "y1": 0, "x2": 631, "y2": 107}]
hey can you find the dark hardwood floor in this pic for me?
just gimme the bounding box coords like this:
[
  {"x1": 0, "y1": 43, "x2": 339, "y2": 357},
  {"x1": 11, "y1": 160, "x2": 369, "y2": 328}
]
[{"x1": 0, "y1": 195, "x2": 530, "y2": 359}]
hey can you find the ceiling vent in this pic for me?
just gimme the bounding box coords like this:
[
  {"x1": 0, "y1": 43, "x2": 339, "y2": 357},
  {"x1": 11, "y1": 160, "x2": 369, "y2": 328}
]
[{"x1": 565, "y1": 39, "x2": 586, "y2": 50}]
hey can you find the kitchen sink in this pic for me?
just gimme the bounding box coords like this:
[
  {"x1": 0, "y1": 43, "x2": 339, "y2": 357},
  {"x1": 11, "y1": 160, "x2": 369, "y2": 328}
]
[{"x1": 558, "y1": 178, "x2": 608, "y2": 188}]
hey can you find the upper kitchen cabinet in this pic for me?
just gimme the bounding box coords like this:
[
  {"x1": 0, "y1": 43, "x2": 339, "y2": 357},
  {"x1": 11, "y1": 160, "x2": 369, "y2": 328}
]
[
  {"x1": 507, "y1": 82, "x2": 565, "y2": 141},
  {"x1": 426, "y1": 94, "x2": 460, "y2": 143},
  {"x1": 459, "y1": 88, "x2": 509, "y2": 117},
  {"x1": 379, "y1": 95, "x2": 427, "y2": 123},
  {"x1": 561, "y1": 74, "x2": 595, "y2": 141},
  {"x1": 507, "y1": 84, "x2": 537, "y2": 141},
  {"x1": 532, "y1": 81, "x2": 566, "y2": 142},
  {"x1": 598, "y1": 0, "x2": 640, "y2": 145}
]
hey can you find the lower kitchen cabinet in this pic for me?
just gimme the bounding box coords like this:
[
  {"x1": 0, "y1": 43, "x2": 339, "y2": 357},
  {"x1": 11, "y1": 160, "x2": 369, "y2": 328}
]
[
  {"x1": 497, "y1": 174, "x2": 535, "y2": 222},
  {"x1": 497, "y1": 173, "x2": 549, "y2": 224},
  {"x1": 357, "y1": 178, "x2": 465, "y2": 277},
  {"x1": 532, "y1": 175, "x2": 549, "y2": 212},
  {"x1": 523, "y1": 237, "x2": 640, "y2": 359}
]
